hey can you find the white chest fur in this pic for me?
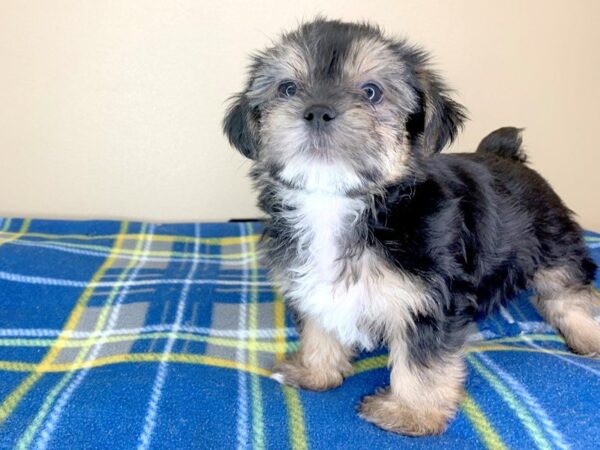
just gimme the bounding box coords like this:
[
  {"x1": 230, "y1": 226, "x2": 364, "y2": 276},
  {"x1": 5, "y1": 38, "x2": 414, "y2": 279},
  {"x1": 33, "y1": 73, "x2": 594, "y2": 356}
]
[{"x1": 278, "y1": 190, "x2": 427, "y2": 350}]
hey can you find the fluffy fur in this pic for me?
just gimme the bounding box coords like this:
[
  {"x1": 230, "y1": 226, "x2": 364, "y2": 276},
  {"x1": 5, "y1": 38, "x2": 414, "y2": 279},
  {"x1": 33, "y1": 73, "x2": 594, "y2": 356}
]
[{"x1": 223, "y1": 19, "x2": 600, "y2": 436}]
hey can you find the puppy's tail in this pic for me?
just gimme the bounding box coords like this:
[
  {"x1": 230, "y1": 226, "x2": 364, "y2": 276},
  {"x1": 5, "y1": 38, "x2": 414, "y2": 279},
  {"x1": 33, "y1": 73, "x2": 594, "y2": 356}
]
[{"x1": 476, "y1": 127, "x2": 527, "y2": 163}]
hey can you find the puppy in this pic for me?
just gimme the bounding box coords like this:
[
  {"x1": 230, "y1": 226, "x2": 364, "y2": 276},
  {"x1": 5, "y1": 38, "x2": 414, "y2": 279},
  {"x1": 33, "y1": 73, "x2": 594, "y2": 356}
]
[{"x1": 223, "y1": 19, "x2": 600, "y2": 436}]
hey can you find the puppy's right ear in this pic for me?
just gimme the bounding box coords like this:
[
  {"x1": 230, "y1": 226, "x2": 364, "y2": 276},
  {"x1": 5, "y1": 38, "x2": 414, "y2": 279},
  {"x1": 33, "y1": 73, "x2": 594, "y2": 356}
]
[{"x1": 223, "y1": 94, "x2": 259, "y2": 160}]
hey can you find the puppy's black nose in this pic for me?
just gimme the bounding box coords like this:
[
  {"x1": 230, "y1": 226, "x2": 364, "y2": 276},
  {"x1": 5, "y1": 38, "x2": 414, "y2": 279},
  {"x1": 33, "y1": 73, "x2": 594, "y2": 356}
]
[{"x1": 303, "y1": 104, "x2": 337, "y2": 125}]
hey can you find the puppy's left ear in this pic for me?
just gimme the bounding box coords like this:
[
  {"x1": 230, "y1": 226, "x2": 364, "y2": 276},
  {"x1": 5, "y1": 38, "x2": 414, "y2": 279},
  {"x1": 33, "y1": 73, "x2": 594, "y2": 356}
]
[
  {"x1": 223, "y1": 94, "x2": 259, "y2": 160},
  {"x1": 405, "y1": 67, "x2": 467, "y2": 154}
]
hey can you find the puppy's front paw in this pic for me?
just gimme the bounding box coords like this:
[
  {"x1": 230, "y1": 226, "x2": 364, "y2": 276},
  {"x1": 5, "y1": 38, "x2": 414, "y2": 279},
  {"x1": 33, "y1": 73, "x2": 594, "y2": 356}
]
[
  {"x1": 358, "y1": 389, "x2": 450, "y2": 436},
  {"x1": 270, "y1": 358, "x2": 349, "y2": 391}
]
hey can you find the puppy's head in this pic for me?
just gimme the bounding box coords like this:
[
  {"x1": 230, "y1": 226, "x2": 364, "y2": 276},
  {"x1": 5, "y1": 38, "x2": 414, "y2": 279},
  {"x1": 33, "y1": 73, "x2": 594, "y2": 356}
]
[{"x1": 224, "y1": 19, "x2": 466, "y2": 194}]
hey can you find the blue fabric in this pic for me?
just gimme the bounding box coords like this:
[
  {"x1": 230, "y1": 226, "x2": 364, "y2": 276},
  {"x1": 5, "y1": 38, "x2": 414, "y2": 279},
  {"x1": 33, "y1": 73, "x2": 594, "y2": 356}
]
[{"x1": 0, "y1": 218, "x2": 598, "y2": 449}]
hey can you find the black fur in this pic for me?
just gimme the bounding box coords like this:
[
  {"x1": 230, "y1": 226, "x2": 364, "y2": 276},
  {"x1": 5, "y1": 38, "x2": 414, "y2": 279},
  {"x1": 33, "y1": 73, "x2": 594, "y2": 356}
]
[{"x1": 370, "y1": 129, "x2": 596, "y2": 366}]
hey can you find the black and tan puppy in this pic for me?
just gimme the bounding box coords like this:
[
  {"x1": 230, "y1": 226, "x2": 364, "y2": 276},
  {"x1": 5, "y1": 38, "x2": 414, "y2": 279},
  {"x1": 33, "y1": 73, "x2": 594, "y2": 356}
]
[{"x1": 223, "y1": 19, "x2": 600, "y2": 435}]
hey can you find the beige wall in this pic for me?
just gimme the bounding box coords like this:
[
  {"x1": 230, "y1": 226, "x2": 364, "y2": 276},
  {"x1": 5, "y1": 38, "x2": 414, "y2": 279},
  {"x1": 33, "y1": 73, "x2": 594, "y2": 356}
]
[{"x1": 1, "y1": 1, "x2": 599, "y2": 228}]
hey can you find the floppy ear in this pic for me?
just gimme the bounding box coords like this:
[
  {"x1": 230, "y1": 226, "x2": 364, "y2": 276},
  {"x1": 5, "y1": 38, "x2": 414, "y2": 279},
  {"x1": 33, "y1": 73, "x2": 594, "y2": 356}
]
[
  {"x1": 406, "y1": 68, "x2": 467, "y2": 154},
  {"x1": 223, "y1": 94, "x2": 259, "y2": 160}
]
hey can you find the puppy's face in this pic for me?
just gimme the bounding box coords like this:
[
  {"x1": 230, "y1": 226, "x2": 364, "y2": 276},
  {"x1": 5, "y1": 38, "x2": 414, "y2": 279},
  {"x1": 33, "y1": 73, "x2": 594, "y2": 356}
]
[{"x1": 224, "y1": 20, "x2": 466, "y2": 194}]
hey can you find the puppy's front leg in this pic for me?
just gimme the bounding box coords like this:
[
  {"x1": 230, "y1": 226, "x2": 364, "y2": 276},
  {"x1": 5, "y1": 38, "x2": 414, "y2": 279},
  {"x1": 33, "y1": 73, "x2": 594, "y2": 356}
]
[
  {"x1": 359, "y1": 336, "x2": 466, "y2": 436},
  {"x1": 271, "y1": 318, "x2": 354, "y2": 391}
]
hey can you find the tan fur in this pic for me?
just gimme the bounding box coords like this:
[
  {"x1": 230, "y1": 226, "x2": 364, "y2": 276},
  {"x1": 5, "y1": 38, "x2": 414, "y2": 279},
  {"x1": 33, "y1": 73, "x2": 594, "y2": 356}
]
[
  {"x1": 343, "y1": 37, "x2": 406, "y2": 91},
  {"x1": 342, "y1": 37, "x2": 415, "y2": 185},
  {"x1": 533, "y1": 267, "x2": 600, "y2": 357},
  {"x1": 282, "y1": 42, "x2": 311, "y2": 81},
  {"x1": 359, "y1": 339, "x2": 465, "y2": 435},
  {"x1": 271, "y1": 318, "x2": 354, "y2": 391},
  {"x1": 359, "y1": 389, "x2": 451, "y2": 436},
  {"x1": 248, "y1": 42, "x2": 309, "y2": 101}
]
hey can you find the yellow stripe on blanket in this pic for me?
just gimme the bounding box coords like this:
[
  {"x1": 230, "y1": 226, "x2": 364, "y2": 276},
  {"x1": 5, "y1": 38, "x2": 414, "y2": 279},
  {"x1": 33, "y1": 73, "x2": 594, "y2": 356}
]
[
  {"x1": 462, "y1": 394, "x2": 507, "y2": 450},
  {"x1": 0, "y1": 221, "x2": 128, "y2": 426}
]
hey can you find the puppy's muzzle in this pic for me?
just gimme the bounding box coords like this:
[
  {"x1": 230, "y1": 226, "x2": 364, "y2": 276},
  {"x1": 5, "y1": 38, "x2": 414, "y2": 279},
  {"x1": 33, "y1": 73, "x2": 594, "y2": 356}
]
[{"x1": 303, "y1": 104, "x2": 337, "y2": 129}]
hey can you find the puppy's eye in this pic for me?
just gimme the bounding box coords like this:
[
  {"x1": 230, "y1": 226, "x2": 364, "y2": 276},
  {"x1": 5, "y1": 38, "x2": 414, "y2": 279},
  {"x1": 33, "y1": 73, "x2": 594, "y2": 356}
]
[
  {"x1": 361, "y1": 82, "x2": 383, "y2": 104},
  {"x1": 278, "y1": 81, "x2": 297, "y2": 98}
]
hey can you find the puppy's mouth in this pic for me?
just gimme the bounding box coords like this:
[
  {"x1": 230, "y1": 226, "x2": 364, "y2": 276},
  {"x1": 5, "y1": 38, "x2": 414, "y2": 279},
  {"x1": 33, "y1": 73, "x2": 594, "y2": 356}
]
[
  {"x1": 306, "y1": 134, "x2": 333, "y2": 152},
  {"x1": 301, "y1": 127, "x2": 338, "y2": 157}
]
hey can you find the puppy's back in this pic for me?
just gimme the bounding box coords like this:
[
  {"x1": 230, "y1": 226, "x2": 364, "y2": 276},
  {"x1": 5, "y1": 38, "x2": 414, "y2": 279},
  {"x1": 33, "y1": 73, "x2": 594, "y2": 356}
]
[{"x1": 444, "y1": 133, "x2": 596, "y2": 287}]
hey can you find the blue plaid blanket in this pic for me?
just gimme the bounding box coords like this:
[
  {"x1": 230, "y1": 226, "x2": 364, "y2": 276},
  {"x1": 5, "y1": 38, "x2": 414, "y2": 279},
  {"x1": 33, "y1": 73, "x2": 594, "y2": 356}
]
[{"x1": 0, "y1": 218, "x2": 599, "y2": 450}]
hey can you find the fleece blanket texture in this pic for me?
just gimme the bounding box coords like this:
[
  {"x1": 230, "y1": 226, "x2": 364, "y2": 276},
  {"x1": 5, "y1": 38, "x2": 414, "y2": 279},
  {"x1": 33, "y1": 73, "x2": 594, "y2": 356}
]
[{"x1": 0, "y1": 218, "x2": 598, "y2": 450}]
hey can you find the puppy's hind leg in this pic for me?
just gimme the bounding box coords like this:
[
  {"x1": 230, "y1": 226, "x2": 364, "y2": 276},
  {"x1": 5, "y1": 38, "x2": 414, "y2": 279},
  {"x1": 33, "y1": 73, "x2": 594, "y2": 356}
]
[
  {"x1": 270, "y1": 317, "x2": 354, "y2": 391},
  {"x1": 533, "y1": 267, "x2": 600, "y2": 357}
]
